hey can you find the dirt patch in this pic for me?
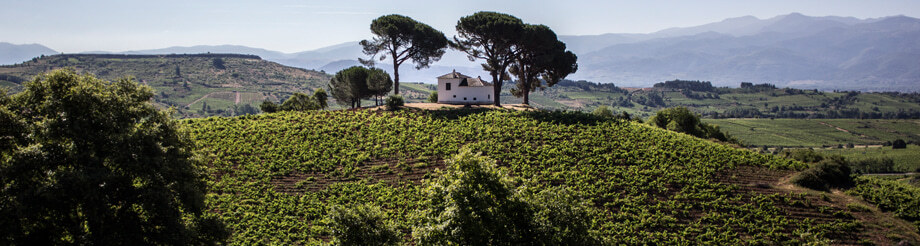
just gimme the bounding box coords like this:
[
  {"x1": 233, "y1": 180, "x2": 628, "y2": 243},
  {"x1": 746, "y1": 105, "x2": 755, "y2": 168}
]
[{"x1": 717, "y1": 166, "x2": 920, "y2": 245}]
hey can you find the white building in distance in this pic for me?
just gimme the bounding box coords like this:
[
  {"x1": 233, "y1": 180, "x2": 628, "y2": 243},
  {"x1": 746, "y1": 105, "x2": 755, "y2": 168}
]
[{"x1": 437, "y1": 70, "x2": 493, "y2": 105}]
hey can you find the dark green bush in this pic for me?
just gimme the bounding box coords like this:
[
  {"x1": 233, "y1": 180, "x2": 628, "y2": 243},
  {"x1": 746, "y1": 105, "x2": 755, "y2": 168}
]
[
  {"x1": 328, "y1": 204, "x2": 401, "y2": 246},
  {"x1": 385, "y1": 95, "x2": 404, "y2": 111},
  {"x1": 893, "y1": 139, "x2": 907, "y2": 149},
  {"x1": 792, "y1": 156, "x2": 854, "y2": 191},
  {"x1": 427, "y1": 91, "x2": 438, "y2": 103},
  {"x1": 782, "y1": 149, "x2": 825, "y2": 163},
  {"x1": 592, "y1": 106, "x2": 614, "y2": 118}
]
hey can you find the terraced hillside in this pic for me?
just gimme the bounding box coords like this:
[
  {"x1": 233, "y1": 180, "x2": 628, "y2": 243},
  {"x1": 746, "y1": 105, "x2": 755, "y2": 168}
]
[
  {"x1": 0, "y1": 54, "x2": 330, "y2": 117},
  {"x1": 183, "y1": 109, "x2": 919, "y2": 245}
]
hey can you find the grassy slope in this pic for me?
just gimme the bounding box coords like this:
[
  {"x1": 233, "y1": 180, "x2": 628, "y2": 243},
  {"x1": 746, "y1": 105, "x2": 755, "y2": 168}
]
[
  {"x1": 817, "y1": 145, "x2": 920, "y2": 172},
  {"x1": 0, "y1": 54, "x2": 330, "y2": 117},
  {"x1": 182, "y1": 109, "x2": 916, "y2": 245},
  {"x1": 704, "y1": 118, "x2": 920, "y2": 147}
]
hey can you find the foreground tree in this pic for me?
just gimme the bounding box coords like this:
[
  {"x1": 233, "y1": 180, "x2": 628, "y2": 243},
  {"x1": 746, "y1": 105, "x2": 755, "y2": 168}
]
[
  {"x1": 360, "y1": 14, "x2": 448, "y2": 95},
  {"x1": 509, "y1": 24, "x2": 578, "y2": 105},
  {"x1": 413, "y1": 147, "x2": 602, "y2": 245},
  {"x1": 328, "y1": 204, "x2": 401, "y2": 246},
  {"x1": 0, "y1": 69, "x2": 227, "y2": 244},
  {"x1": 452, "y1": 11, "x2": 525, "y2": 106}
]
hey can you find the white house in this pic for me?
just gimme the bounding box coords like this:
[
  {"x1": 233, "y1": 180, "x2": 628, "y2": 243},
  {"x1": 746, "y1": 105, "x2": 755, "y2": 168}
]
[{"x1": 437, "y1": 70, "x2": 493, "y2": 105}]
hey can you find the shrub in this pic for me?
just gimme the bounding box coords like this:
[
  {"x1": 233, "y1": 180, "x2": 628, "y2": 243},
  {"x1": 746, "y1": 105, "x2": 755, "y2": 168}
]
[
  {"x1": 782, "y1": 149, "x2": 824, "y2": 163},
  {"x1": 260, "y1": 100, "x2": 279, "y2": 113},
  {"x1": 413, "y1": 147, "x2": 602, "y2": 245},
  {"x1": 385, "y1": 95, "x2": 404, "y2": 111},
  {"x1": 328, "y1": 204, "x2": 401, "y2": 246},
  {"x1": 791, "y1": 157, "x2": 854, "y2": 191},
  {"x1": 427, "y1": 91, "x2": 438, "y2": 103},
  {"x1": 649, "y1": 107, "x2": 736, "y2": 143},
  {"x1": 849, "y1": 157, "x2": 895, "y2": 174},
  {"x1": 592, "y1": 106, "x2": 614, "y2": 118},
  {"x1": 892, "y1": 139, "x2": 907, "y2": 149}
]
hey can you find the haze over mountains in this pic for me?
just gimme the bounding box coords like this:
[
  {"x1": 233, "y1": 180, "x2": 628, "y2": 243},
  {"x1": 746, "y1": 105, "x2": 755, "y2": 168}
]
[{"x1": 3, "y1": 13, "x2": 919, "y2": 91}]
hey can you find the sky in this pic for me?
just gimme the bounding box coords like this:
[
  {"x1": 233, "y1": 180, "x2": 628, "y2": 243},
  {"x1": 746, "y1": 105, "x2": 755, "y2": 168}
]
[{"x1": 2, "y1": 0, "x2": 919, "y2": 53}]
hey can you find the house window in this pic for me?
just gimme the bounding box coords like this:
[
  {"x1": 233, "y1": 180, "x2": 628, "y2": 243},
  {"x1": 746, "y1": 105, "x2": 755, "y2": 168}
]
[
  {"x1": 473, "y1": 97, "x2": 477, "y2": 100},
  {"x1": 453, "y1": 95, "x2": 456, "y2": 98},
  {"x1": 463, "y1": 97, "x2": 467, "y2": 100},
  {"x1": 488, "y1": 94, "x2": 490, "y2": 99},
  {"x1": 446, "y1": 83, "x2": 451, "y2": 91}
]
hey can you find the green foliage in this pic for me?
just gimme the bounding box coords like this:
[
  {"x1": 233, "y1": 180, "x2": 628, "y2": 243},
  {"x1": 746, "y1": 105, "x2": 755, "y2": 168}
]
[
  {"x1": 509, "y1": 24, "x2": 578, "y2": 105},
  {"x1": 893, "y1": 139, "x2": 907, "y2": 149},
  {"x1": 850, "y1": 157, "x2": 895, "y2": 174},
  {"x1": 181, "y1": 109, "x2": 835, "y2": 244},
  {"x1": 281, "y1": 92, "x2": 320, "y2": 111},
  {"x1": 329, "y1": 66, "x2": 392, "y2": 108},
  {"x1": 260, "y1": 100, "x2": 279, "y2": 113},
  {"x1": 212, "y1": 58, "x2": 226, "y2": 69},
  {"x1": 328, "y1": 204, "x2": 401, "y2": 246},
  {"x1": 0, "y1": 69, "x2": 226, "y2": 244},
  {"x1": 385, "y1": 94, "x2": 404, "y2": 111},
  {"x1": 313, "y1": 88, "x2": 328, "y2": 110},
  {"x1": 650, "y1": 107, "x2": 735, "y2": 143},
  {"x1": 848, "y1": 176, "x2": 920, "y2": 231},
  {"x1": 413, "y1": 148, "x2": 601, "y2": 245},
  {"x1": 360, "y1": 14, "x2": 448, "y2": 94},
  {"x1": 427, "y1": 91, "x2": 438, "y2": 103},
  {"x1": 782, "y1": 149, "x2": 825, "y2": 163},
  {"x1": 453, "y1": 11, "x2": 525, "y2": 106},
  {"x1": 792, "y1": 157, "x2": 854, "y2": 191},
  {"x1": 592, "y1": 105, "x2": 614, "y2": 118}
]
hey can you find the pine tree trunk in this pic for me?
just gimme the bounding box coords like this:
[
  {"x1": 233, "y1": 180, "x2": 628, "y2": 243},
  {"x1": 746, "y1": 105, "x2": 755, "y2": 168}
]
[{"x1": 492, "y1": 73, "x2": 502, "y2": 106}]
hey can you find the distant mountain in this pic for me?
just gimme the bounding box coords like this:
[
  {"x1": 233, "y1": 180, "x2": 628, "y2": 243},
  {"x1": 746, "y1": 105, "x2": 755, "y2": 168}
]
[
  {"x1": 0, "y1": 42, "x2": 57, "y2": 65},
  {"x1": 570, "y1": 14, "x2": 920, "y2": 91}
]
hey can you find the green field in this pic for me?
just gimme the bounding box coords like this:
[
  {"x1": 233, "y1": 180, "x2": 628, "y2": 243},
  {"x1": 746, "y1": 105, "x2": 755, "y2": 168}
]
[
  {"x1": 179, "y1": 109, "x2": 919, "y2": 244},
  {"x1": 705, "y1": 118, "x2": 920, "y2": 147},
  {"x1": 817, "y1": 145, "x2": 920, "y2": 172}
]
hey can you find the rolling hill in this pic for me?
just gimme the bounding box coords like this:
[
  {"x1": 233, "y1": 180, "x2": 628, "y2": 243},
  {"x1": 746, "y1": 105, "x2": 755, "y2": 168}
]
[
  {"x1": 182, "y1": 108, "x2": 920, "y2": 244},
  {"x1": 0, "y1": 54, "x2": 330, "y2": 118}
]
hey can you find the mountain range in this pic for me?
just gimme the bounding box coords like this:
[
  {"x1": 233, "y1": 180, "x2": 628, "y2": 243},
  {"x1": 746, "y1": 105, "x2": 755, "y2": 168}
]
[{"x1": 3, "y1": 13, "x2": 919, "y2": 91}]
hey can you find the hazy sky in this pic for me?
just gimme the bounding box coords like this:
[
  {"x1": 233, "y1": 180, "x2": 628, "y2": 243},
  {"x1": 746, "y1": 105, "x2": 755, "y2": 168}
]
[{"x1": 2, "y1": 0, "x2": 919, "y2": 53}]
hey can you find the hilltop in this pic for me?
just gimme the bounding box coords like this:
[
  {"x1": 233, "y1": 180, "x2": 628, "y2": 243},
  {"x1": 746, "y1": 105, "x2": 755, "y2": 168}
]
[
  {"x1": 0, "y1": 54, "x2": 330, "y2": 117},
  {"x1": 183, "y1": 109, "x2": 919, "y2": 244}
]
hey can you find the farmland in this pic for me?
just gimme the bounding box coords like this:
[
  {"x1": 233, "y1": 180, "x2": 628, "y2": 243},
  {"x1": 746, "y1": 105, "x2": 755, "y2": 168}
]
[
  {"x1": 703, "y1": 118, "x2": 920, "y2": 147},
  {"x1": 0, "y1": 54, "x2": 330, "y2": 117},
  {"x1": 182, "y1": 109, "x2": 918, "y2": 244}
]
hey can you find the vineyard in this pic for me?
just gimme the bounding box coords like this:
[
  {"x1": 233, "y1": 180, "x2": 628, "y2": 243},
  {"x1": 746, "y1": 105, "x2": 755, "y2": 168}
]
[{"x1": 182, "y1": 109, "x2": 917, "y2": 244}]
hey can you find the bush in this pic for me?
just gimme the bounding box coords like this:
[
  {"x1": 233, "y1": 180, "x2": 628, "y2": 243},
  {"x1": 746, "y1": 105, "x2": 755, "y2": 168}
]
[
  {"x1": 791, "y1": 156, "x2": 854, "y2": 191},
  {"x1": 328, "y1": 204, "x2": 401, "y2": 246},
  {"x1": 592, "y1": 106, "x2": 614, "y2": 118},
  {"x1": 649, "y1": 107, "x2": 736, "y2": 143},
  {"x1": 413, "y1": 147, "x2": 602, "y2": 245},
  {"x1": 782, "y1": 149, "x2": 824, "y2": 163},
  {"x1": 849, "y1": 157, "x2": 895, "y2": 174},
  {"x1": 260, "y1": 100, "x2": 279, "y2": 113},
  {"x1": 893, "y1": 139, "x2": 907, "y2": 149},
  {"x1": 0, "y1": 69, "x2": 226, "y2": 244},
  {"x1": 427, "y1": 91, "x2": 438, "y2": 103},
  {"x1": 385, "y1": 95, "x2": 404, "y2": 111}
]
